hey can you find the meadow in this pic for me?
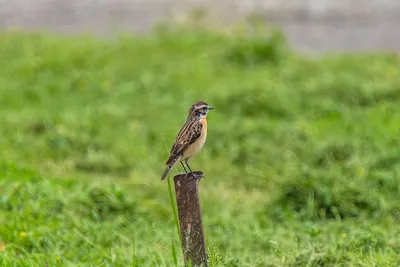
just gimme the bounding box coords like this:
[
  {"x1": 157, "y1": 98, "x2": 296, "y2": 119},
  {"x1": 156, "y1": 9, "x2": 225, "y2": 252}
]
[{"x1": 0, "y1": 22, "x2": 399, "y2": 266}]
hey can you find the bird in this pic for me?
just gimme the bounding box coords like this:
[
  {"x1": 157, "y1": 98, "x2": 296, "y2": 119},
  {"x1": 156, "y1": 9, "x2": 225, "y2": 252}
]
[{"x1": 161, "y1": 100, "x2": 214, "y2": 180}]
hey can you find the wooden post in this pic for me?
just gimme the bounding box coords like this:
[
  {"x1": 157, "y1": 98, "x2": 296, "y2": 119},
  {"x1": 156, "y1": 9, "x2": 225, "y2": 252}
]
[{"x1": 173, "y1": 171, "x2": 208, "y2": 267}]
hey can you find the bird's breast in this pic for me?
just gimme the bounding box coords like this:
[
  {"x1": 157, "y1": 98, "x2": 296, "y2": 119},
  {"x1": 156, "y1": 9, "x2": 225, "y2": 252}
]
[{"x1": 182, "y1": 118, "x2": 207, "y2": 160}]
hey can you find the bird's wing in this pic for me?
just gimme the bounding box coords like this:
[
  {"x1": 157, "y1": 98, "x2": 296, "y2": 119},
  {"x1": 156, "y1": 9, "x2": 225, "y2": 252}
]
[{"x1": 166, "y1": 120, "x2": 202, "y2": 165}]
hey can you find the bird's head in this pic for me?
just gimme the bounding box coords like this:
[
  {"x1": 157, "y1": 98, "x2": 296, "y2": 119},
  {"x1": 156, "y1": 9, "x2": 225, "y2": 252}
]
[{"x1": 189, "y1": 100, "x2": 214, "y2": 119}]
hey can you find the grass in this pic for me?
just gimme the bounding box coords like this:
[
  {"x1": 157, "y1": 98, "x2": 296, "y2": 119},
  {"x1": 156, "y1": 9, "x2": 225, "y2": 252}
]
[{"x1": 0, "y1": 22, "x2": 400, "y2": 266}]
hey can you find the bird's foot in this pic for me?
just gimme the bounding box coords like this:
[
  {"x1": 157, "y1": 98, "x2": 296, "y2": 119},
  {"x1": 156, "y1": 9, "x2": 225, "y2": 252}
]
[{"x1": 189, "y1": 171, "x2": 204, "y2": 180}]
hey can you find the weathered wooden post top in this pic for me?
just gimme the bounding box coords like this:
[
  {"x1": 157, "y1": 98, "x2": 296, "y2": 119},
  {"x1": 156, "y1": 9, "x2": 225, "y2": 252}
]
[{"x1": 173, "y1": 171, "x2": 208, "y2": 267}]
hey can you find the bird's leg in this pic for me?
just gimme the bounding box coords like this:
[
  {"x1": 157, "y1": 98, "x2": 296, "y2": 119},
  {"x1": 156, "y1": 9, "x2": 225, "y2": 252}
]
[
  {"x1": 185, "y1": 159, "x2": 194, "y2": 174},
  {"x1": 185, "y1": 159, "x2": 204, "y2": 179},
  {"x1": 180, "y1": 161, "x2": 188, "y2": 174}
]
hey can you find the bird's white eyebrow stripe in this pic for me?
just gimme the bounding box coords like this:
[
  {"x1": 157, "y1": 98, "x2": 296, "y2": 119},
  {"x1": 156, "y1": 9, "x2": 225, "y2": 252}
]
[{"x1": 194, "y1": 105, "x2": 208, "y2": 110}]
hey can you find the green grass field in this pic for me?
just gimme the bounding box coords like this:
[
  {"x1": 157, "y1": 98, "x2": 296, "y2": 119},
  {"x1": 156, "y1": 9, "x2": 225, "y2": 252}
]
[{"x1": 0, "y1": 23, "x2": 400, "y2": 266}]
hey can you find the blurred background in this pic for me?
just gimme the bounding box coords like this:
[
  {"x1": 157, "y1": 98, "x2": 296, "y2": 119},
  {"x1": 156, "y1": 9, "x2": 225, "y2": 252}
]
[
  {"x1": 0, "y1": 1, "x2": 400, "y2": 266},
  {"x1": 1, "y1": 0, "x2": 400, "y2": 52}
]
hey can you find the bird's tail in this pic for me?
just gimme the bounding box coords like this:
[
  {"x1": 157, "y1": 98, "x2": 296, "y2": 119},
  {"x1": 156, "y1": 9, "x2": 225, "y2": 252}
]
[
  {"x1": 161, "y1": 156, "x2": 181, "y2": 180},
  {"x1": 161, "y1": 166, "x2": 171, "y2": 181}
]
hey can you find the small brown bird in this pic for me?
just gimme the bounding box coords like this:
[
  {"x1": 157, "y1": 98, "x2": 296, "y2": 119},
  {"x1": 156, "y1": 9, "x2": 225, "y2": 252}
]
[{"x1": 161, "y1": 100, "x2": 214, "y2": 180}]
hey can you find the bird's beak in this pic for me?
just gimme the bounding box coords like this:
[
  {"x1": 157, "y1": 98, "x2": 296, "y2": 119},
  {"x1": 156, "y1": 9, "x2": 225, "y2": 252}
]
[{"x1": 208, "y1": 106, "x2": 214, "y2": 110}]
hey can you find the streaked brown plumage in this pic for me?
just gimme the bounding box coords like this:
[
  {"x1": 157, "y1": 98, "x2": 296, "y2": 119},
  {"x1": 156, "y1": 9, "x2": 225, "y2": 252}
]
[{"x1": 161, "y1": 101, "x2": 214, "y2": 180}]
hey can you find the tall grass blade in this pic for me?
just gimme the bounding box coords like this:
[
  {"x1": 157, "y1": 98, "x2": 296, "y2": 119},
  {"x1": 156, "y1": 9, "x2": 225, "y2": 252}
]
[
  {"x1": 168, "y1": 176, "x2": 181, "y2": 242},
  {"x1": 171, "y1": 240, "x2": 178, "y2": 267}
]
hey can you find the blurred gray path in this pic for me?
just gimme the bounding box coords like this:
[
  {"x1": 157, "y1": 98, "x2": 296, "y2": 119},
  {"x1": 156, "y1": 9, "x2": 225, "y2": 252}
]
[{"x1": 1, "y1": 0, "x2": 400, "y2": 53}]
